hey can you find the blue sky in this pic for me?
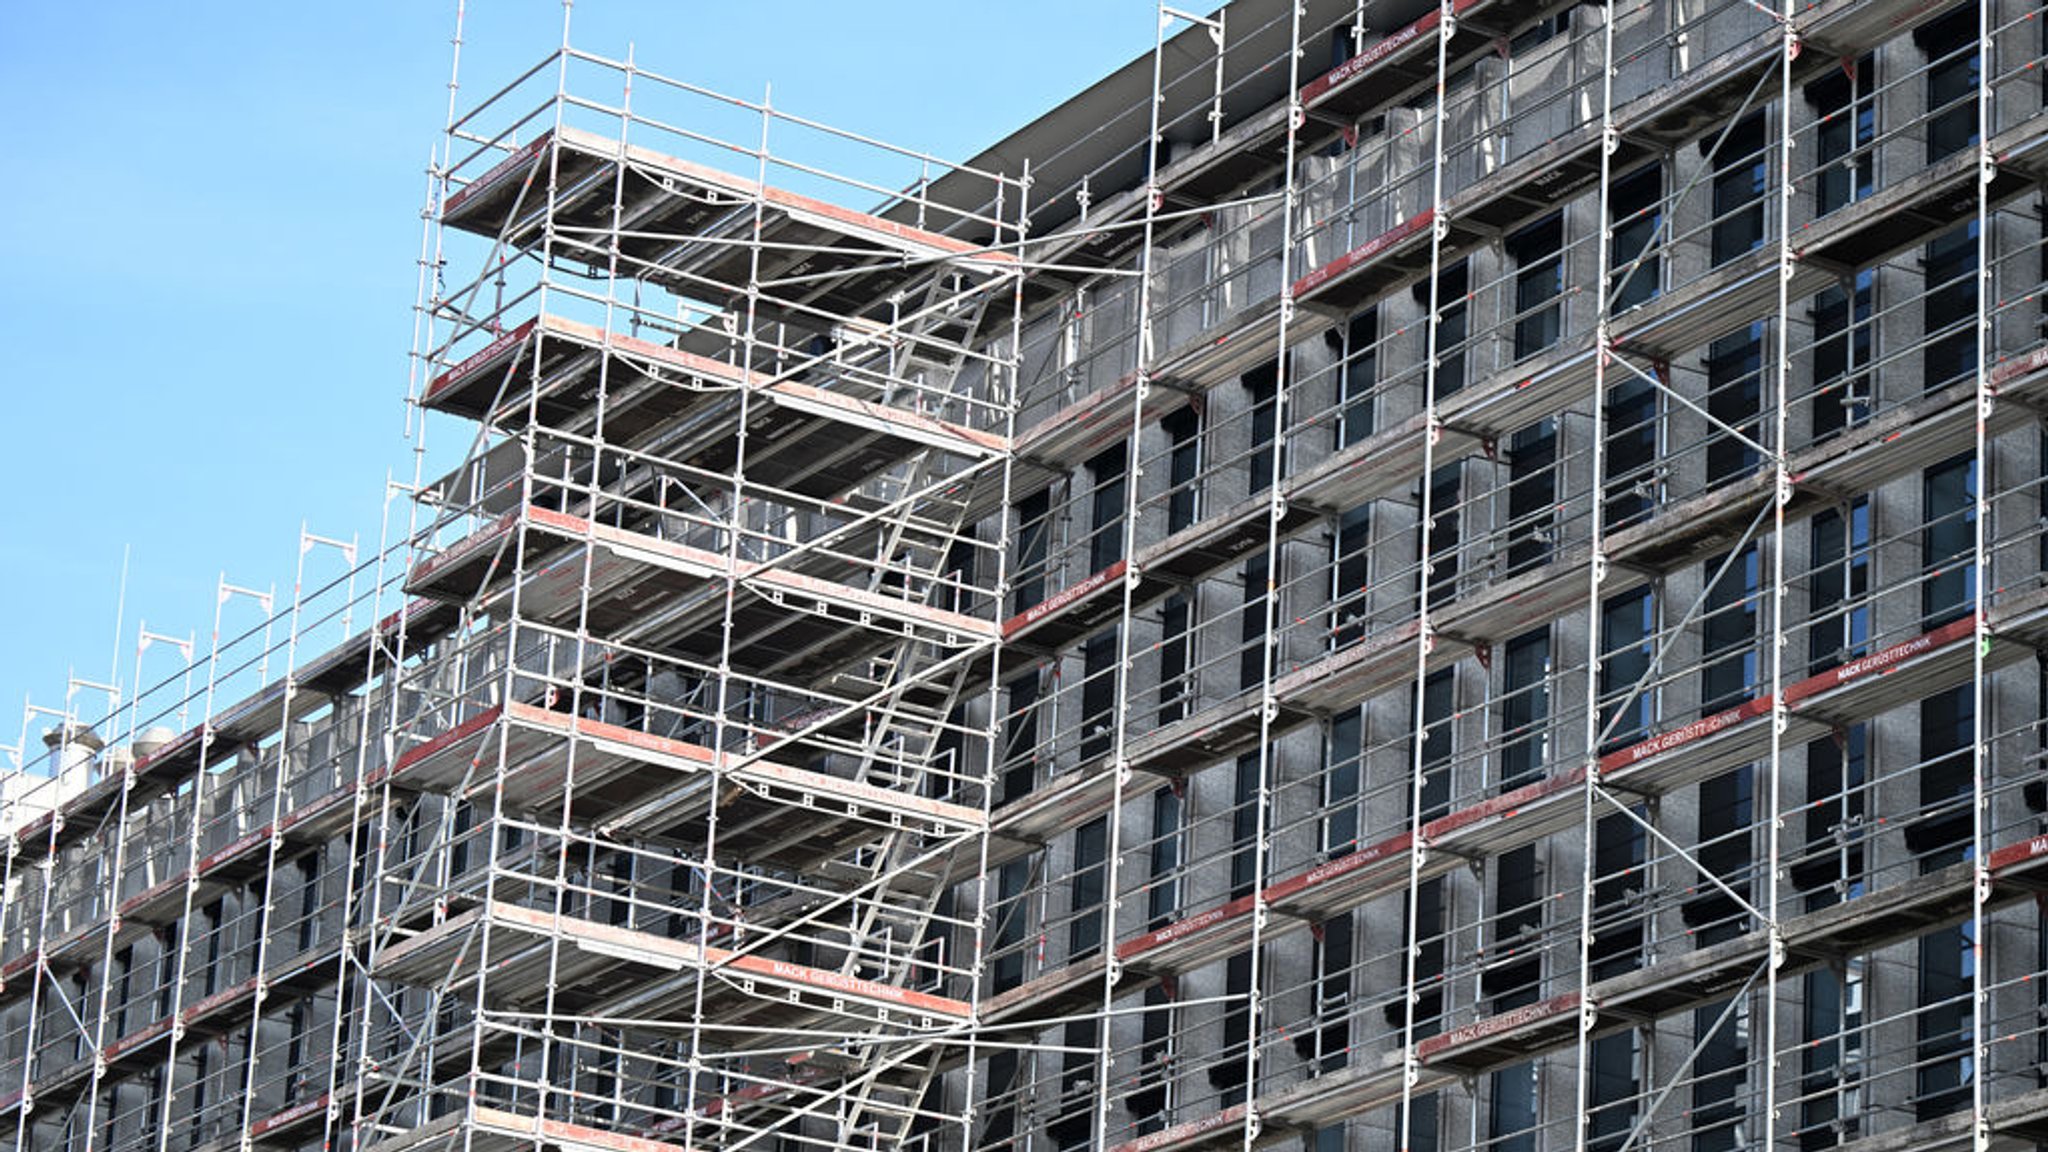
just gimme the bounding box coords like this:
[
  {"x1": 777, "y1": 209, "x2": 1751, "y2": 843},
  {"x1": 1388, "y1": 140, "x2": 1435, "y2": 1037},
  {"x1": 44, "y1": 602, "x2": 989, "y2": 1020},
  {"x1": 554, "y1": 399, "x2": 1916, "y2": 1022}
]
[{"x1": 0, "y1": 2, "x2": 1164, "y2": 762}]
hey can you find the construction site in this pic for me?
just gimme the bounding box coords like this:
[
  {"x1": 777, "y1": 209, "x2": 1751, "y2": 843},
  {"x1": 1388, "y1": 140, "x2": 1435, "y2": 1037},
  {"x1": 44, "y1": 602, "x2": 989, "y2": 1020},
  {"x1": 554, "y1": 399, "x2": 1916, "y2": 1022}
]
[{"x1": 11, "y1": 0, "x2": 2048, "y2": 1149}]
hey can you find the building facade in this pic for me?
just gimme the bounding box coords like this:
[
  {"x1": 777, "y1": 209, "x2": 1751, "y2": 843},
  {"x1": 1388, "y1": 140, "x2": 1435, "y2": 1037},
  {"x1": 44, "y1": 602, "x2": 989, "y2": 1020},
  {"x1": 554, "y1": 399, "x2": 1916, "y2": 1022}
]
[{"x1": 8, "y1": 1, "x2": 2048, "y2": 1151}]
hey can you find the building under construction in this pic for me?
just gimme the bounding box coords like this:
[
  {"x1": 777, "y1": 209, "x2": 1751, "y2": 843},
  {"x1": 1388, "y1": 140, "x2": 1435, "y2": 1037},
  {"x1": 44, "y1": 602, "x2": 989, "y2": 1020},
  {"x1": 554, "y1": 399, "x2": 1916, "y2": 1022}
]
[{"x1": 9, "y1": 0, "x2": 2048, "y2": 1150}]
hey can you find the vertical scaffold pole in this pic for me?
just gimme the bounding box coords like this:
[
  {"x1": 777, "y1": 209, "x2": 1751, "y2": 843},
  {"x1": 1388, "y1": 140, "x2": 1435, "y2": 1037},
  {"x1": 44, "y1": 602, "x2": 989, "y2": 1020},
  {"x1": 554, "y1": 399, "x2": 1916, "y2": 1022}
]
[
  {"x1": 76, "y1": 676, "x2": 138, "y2": 1152},
  {"x1": 323, "y1": 482, "x2": 407, "y2": 1152},
  {"x1": 231, "y1": 557, "x2": 307, "y2": 1147},
  {"x1": 149, "y1": 585, "x2": 255, "y2": 1152},
  {"x1": 1239, "y1": 1, "x2": 1305, "y2": 1146},
  {"x1": 964, "y1": 149, "x2": 1029, "y2": 1152},
  {"x1": 1400, "y1": 4, "x2": 1457, "y2": 1152},
  {"x1": 350, "y1": 4, "x2": 459, "y2": 1120},
  {"x1": 1572, "y1": 4, "x2": 1621, "y2": 1150},
  {"x1": 679, "y1": 59, "x2": 773, "y2": 1152},
  {"x1": 1969, "y1": 0, "x2": 1994, "y2": 1148},
  {"x1": 1764, "y1": 3, "x2": 1798, "y2": 1151},
  {"x1": 12, "y1": 699, "x2": 81, "y2": 1152},
  {"x1": 1091, "y1": 3, "x2": 1177, "y2": 1146},
  {"x1": 525, "y1": 25, "x2": 633, "y2": 1152},
  {"x1": 450, "y1": 7, "x2": 575, "y2": 1151}
]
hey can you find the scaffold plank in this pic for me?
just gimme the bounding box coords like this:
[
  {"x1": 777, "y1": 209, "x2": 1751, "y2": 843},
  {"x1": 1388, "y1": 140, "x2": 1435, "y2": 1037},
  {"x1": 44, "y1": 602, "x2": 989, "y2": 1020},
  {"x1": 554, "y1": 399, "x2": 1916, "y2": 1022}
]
[
  {"x1": 1102, "y1": 1102, "x2": 1250, "y2": 1152},
  {"x1": 981, "y1": 951, "x2": 1112, "y2": 1027},
  {"x1": 1271, "y1": 617, "x2": 1453, "y2": 715},
  {"x1": 1017, "y1": 371, "x2": 1194, "y2": 470},
  {"x1": 446, "y1": 125, "x2": 1013, "y2": 272},
  {"x1": 378, "y1": 902, "x2": 971, "y2": 1025}
]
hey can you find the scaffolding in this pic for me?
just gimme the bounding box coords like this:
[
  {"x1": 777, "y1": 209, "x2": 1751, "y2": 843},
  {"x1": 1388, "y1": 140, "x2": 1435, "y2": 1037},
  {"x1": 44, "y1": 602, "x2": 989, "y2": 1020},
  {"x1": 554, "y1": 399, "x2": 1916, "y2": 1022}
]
[{"x1": 9, "y1": 2, "x2": 2048, "y2": 1152}]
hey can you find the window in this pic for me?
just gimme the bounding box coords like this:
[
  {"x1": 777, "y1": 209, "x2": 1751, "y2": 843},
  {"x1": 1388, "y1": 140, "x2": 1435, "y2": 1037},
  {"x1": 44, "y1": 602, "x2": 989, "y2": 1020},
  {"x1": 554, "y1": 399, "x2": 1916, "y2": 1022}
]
[
  {"x1": 1081, "y1": 630, "x2": 1119, "y2": 763},
  {"x1": 1601, "y1": 588, "x2": 1656, "y2": 751},
  {"x1": 1131, "y1": 986, "x2": 1176, "y2": 1133},
  {"x1": 155, "y1": 926, "x2": 178, "y2": 1018},
  {"x1": 1415, "y1": 670, "x2": 1453, "y2": 822},
  {"x1": 1421, "y1": 464, "x2": 1461, "y2": 608},
  {"x1": 1610, "y1": 163, "x2": 1663, "y2": 313},
  {"x1": 1012, "y1": 489, "x2": 1051, "y2": 615},
  {"x1": 1920, "y1": 5, "x2": 1981, "y2": 163},
  {"x1": 1491, "y1": 1063, "x2": 1538, "y2": 1152},
  {"x1": 1911, "y1": 685, "x2": 1974, "y2": 865},
  {"x1": 1069, "y1": 817, "x2": 1108, "y2": 960},
  {"x1": 1915, "y1": 923, "x2": 1973, "y2": 1120},
  {"x1": 1510, "y1": 213, "x2": 1565, "y2": 360},
  {"x1": 908, "y1": 1081, "x2": 946, "y2": 1148},
  {"x1": 1245, "y1": 360, "x2": 1281, "y2": 494},
  {"x1": 1501, "y1": 628, "x2": 1550, "y2": 789},
  {"x1": 1231, "y1": 754, "x2": 1264, "y2": 899},
  {"x1": 1241, "y1": 553, "x2": 1271, "y2": 691},
  {"x1": 1921, "y1": 455, "x2": 1976, "y2": 626},
  {"x1": 1693, "y1": 1000, "x2": 1747, "y2": 1152},
  {"x1": 1709, "y1": 113, "x2": 1768, "y2": 266},
  {"x1": 1147, "y1": 786, "x2": 1182, "y2": 928},
  {"x1": 1325, "y1": 708, "x2": 1364, "y2": 856},
  {"x1": 1590, "y1": 812, "x2": 1645, "y2": 977},
  {"x1": 144, "y1": 1068, "x2": 167, "y2": 1152},
  {"x1": 1705, "y1": 325, "x2": 1763, "y2": 484},
  {"x1": 1338, "y1": 308, "x2": 1378, "y2": 446},
  {"x1": 100, "y1": 1085, "x2": 119, "y2": 1152},
  {"x1": 1506, "y1": 420, "x2": 1557, "y2": 575},
  {"x1": 294, "y1": 855, "x2": 321, "y2": 953},
  {"x1": 1691, "y1": 766, "x2": 1755, "y2": 941},
  {"x1": 279, "y1": 998, "x2": 308, "y2": 1103},
  {"x1": 1798, "y1": 725, "x2": 1868, "y2": 909},
  {"x1": 1332, "y1": 504, "x2": 1371, "y2": 648},
  {"x1": 990, "y1": 861, "x2": 1028, "y2": 994},
  {"x1": 1811, "y1": 271, "x2": 1874, "y2": 439},
  {"x1": 940, "y1": 535, "x2": 974, "y2": 615},
  {"x1": 1165, "y1": 404, "x2": 1201, "y2": 533},
  {"x1": 1922, "y1": 223, "x2": 1978, "y2": 390},
  {"x1": 1606, "y1": 374, "x2": 1660, "y2": 528},
  {"x1": 64, "y1": 970, "x2": 88, "y2": 1061},
  {"x1": 1087, "y1": 443, "x2": 1128, "y2": 572},
  {"x1": 110, "y1": 947, "x2": 133, "y2": 1038},
  {"x1": 1701, "y1": 546, "x2": 1759, "y2": 714},
  {"x1": 605, "y1": 848, "x2": 633, "y2": 928},
  {"x1": 1210, "y1": 950, "x2": 1255, "y2": 1099},
  {"x1": 189, "y1": 1044, "x2": 210, "y2": 1150},
  {"x1": 1799, "y1": 963, "x2": 1866, "y2": 1149},
  {"x1": 1305, "y1": 913, "x2": 1353, "y2": 1074},
  {"x1": 1328, "y1": 22, "x2": 1354, "y2": 71},
  {"x1": 1485, "y1": 846, "x2": 1544, "y2": 1007},
  {"x1": 1809, "y1": 501, "x2": 1871, "y2": 673},
  {"x1": 1588, "y1": 1031, "x2": 1639, "y2": 1152},
  {"x1": 980, "y1": 1047, "x2": 1021, "y2": 1146},
  {"x1": 201, "y1": 899, "x2": 224, "y2": 997},
  {"x1": 1399, "y1": 878, "x2": 1447, "y2": 1035},
  {"x1": 1808, "y1": 56, "x2": 1876, "y2": 216},
  {"x1": 1001, "y1": 672, "x2": 1040, "y2": 803},
  {"x1": 1414, "y1": 259, "x2": 1471, "y2": 395},
  {"x1": 1160, "y1": 594, "x2": 1194, "y2": 725}
]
